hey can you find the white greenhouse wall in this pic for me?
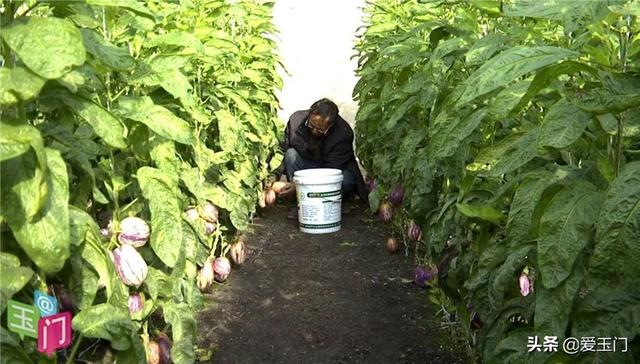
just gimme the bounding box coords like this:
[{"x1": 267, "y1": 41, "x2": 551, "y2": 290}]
[{"x1": 272, "y1": 0, "x2": 366, "y2": 127}]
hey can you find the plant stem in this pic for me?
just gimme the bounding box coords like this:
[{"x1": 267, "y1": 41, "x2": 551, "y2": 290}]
[
  {"x1": 615, "y1": 115, "x2": 624, "y2": 177},
  {"x1": 65, "y1": 334, "x2": 83, "y2": 364}
]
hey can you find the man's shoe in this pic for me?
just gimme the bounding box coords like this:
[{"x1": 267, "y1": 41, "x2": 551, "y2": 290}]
[{"x1": 287, "y1": 207, "x2": 298, "y2": 220}]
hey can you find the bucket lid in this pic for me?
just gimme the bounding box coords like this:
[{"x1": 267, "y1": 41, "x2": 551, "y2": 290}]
[{"x1": 293, "y1": 168, "x2": 344, "y2": 185}]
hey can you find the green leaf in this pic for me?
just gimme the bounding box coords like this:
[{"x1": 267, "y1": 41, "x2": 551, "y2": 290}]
[
  {"x1": 568, "y1": 87, "x2": 640, "y2": 114},
  {"x1": 149, "y1": 137, "x2": 180, "y2": 176},
  {"x1": 506, "y1": 171, "x2": 558, "y2": 245},
  {"x1": 454, "y1": 46, "x2": 577, "y2": 107},
  {"x1": 3, "y1": 148, "x2": 70, "y2": 273},
  {"x1": 468, "y1": 128, "x2": 539, "y2": 177},
  {"x1": 386, "y1": 95, "x2": 418, "y2": 129},
  {"x1": 0, "y1": 123, "x2": 48, "y2": 218},
  {"x1": 69, "y1": 207, "x2": 121, "y2": 300},
  {"x1": 489, "y1": 244, "x2": 532, "y2": 308},
  {"x1": 465, "y1": 33, "x2": 508, "y2": 66},
  {"x1": 609, "y1": 2, "x2": 640, "y2": 16},
  {"x1": 1, "y1": 327, "x2": 33, "y2": 364},
  {"x1": 0, "y1": 67, "x2": 46, "y2": 105},
  {"x1": 537, "y1": 181, "x2": 603, "y2": 288},
  {"x1": 0, "y1": 253, "x2": 33, "y2": 311},
  {"x1": 145, "y1": 267, "x2": 172, "y2": 300},
  {"x1": 588, "y1": 161, "x2": 640, "y2": 290},
  {"x1": 456, "y1": 202, "x2": 505, "y2": 224},
  {"x1": 72, "y1": 303, "x2": 138, "y2": 351},
  {"x1": 60, "y1": 93, "x2": 127, "y2": 149},
  {"x1": 80, "y1": 29, "x2": 135, "y2": 70},
  {"x1": 428, "y1": 108, "x2": 487, "y2": 159},
  {"x1": 158, "y1": 69, "x2": 194, "y2": 104},
  {"x1": 147, "y1": 31, "x2": 203, "y2": 51},
  {"x1": 1, "y1": 17, "x2": 85, "y2": 79},
  {"x1": 487, "y1": 78, "x2": 532, "y2": 120},
  {"x1": 137, "y1": 167, "x2": 182, "y2": 268},
  {"x1": 87, "y1": 0, "x2": 155, "y2": 20},
  {"x1": 573, "y1": 288, "x2": 640, "y2": 339},
  {"x1": 535, "y1": 263, "x2": 585, "y2": 339},
  {"x1": 118, "y1": 96, "x2": 195, "y2": 145},
  {"x1": 505, "y1": 0, "x2": 590, "y2": 20},
  {"x1": 512, "y1": 61, "x2": 597, "y2": 114},
  {"x1": 163, "y1": 302, "x2": 196, "y2": 363},
  {"x1": 215, "y1": 109, "x2": 241, "y2": 152},
  {"x1": 538, "y1": 98, "x2": 593, "y2": 148}
]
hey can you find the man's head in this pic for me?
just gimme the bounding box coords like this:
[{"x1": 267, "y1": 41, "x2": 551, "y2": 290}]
[{"x1": 306, "y1": 98, "x2": 338, "y2": 137}]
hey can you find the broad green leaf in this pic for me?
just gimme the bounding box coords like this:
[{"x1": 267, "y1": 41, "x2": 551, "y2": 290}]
[
  {"x1": 428, "y1": 108, "x2": 487, "y2": 159},
  {"x1": 1, "y1": 17, "x2": 85, "y2": 79},
  {"x1": 535, "y1": 263, "x2": 585, "y2": 338},
  {"x1": 512, "y1": 61, "x2": 597, "y2": 115},
  {"x1": 588, "y1": 161, "x2": 640, "y2": 289},
  {"x1": 386, "y1": 95, "x2": 418, "y2": 129},
  {"x1": 72, "y1": 303, "x2": 138, "y2": 351},
  {"x1": 147, "y1": 31, "x2": 203, "y2": 52},
  {"x1": 454, "y1": 46, "x2": 577, "y2": 107},
  {"x1": 568, "y1": 87, "x2": 640, "y2": 114},
  {"x1": 179, "y1": 164, "x2": 229, "y2": 209},
  {"x1": 0, "y1": 123, "x2": 47, "y2": 183},
  {"x1": 506, "y1": 171, "x2": 558, "y2": 245},
  {"x1": 149, "y1": 137, "x2": 180, "y2": 176},
  {"x1": 465, "y1": 33, "x2": 508, "y2": 66},
  {"x1": 1, "y1": 327, "x2": 33, "y2": 364},
  {"x1": 118, "y1": 97, "x2": 195, "y2": 145},
  {"x1": 69, "y1": 207, "x2": 118, "y2": 299},
  {"x1": 0, "y1": 253, "x2": 33, "y2": 311},
  {"x1": 60, "y1": 94, "x2": 127, "y2": 149},
  {"x1": 158, "y1": 69, "x2": 194, "y2": 104},
  {"x1": 87, "y1": 0, "x2": 155, "y2": 20},
  {"x1": 3, "y1": 149, "x2": 70, "y2": 273},
  {"x1": 80, "y1": 29, "x2": 135, "y2": 70},
  {"x1": 538, "y1": 98, "x2": 593, "y2": 148},
  {"x1": 268, "y1": 152, "x2": 284, "y2": 172},
  {"x1": 487, "y1": 79, "x2": 531, "y2": 120},
  {"x1": 0, "y1": 149, "x2": 48, "y2": 227},
  {"x1": 468, "y1": 128, "x2": 539, "y2": 177},
  {"x1": 538, "y1": 181, "x2": 603, "y2": 288},
  {"x1": 137, "y1": 167, "x2": 182, "y2": 267},
  {"x1": 609, "y1": 2, "x2": 640, "y2": 16},
  {"x1": 69, "y1": 253, "x2": 99, "y2": 311},
  {"x1": 456, "y1": 203, "x2": 505, "y2": 224},
  {"x1": 215, "y1": 109, "x2": 241, "y2": 152},
  {"x1": 493, "y1": 329, "x2": 537, "y2": 364},
  {"x1": 573, "y1": 288, "x2": 640, "y2": 339},
  {"x1": 164, "y1": 303, "x2": 196, "y2": 363},
  {"x1": 0, "y1": 67, "x2": 45, "y2": 105},
  {"x1": 145, "y1": 267, "x2": 172, "y2": 301},
  {"x1": 505, "y1": 0, "x2": 592, "y2": 20},
  {"x1": 489, "y1": 245, "x2": 532, "y2": 308}
]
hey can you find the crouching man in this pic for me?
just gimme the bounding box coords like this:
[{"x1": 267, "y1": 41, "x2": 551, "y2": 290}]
[{"x1": 277, "y1": 98, "x2": 367, "y2": 219}]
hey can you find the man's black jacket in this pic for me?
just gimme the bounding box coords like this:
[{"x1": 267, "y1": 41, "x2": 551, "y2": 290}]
[{"x1": 280, "y1": 109, "x2": 368, "y2": 202}]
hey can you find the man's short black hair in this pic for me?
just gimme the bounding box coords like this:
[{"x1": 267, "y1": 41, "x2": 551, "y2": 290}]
[{"x1": 309, "y1": 98, "x2": 339, "y2": 123}]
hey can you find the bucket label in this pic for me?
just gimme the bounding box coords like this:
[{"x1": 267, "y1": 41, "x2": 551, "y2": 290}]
[
  {"x1": 299, "y1": 222, "x2": 341, "y2": 229},
  {"x1": 307, "y1": 190, "x2": 341, "y2": 198}
]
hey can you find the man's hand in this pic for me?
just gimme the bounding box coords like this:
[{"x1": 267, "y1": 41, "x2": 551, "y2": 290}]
[{"x1": 275, "y1": 182, "x2": 295, "y2": 198}]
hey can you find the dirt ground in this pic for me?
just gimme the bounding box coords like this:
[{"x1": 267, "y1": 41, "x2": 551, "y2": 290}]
[{"x1": 196, "y1": 201, "x2": 466, "y2": 364}]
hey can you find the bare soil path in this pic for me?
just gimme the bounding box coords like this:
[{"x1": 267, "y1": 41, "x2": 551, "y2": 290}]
[{"x1": 196, "y1": 202, "x2": 465, "y2": 364}]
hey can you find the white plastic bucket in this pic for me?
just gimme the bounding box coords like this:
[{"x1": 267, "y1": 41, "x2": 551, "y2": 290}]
[{"x1": 293, "y1": 168, "x2": 344, "y2": 234}]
